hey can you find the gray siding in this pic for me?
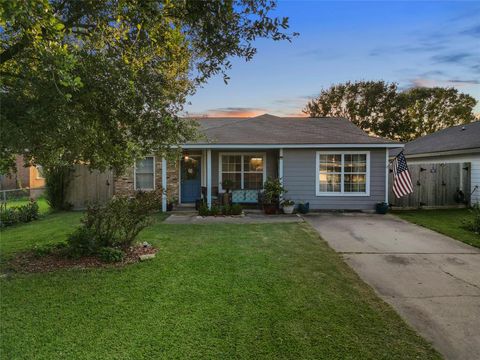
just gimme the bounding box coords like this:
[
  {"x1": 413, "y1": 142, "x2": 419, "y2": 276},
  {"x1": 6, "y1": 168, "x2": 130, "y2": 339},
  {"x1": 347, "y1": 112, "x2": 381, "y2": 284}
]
[
  {"x1": 283, "y1": 148, "x2": 386, "y2": 210},
  {"x1": 211, "y1": 150, "x2": 278, "y2": 190}
]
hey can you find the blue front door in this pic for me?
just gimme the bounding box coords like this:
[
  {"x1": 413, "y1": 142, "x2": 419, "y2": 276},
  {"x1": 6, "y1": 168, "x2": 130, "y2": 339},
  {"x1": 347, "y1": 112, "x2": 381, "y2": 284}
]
[{"x1": 181, "y1": 156, "x2": 201, "y2": 203}]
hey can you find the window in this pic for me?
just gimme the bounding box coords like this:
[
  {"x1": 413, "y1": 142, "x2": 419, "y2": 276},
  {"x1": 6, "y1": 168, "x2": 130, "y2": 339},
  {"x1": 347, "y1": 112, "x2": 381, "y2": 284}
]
[
  {"x1": 219, "y1": 153, "x2": 265, "y2": 191},
  {"x1": 316, "y1": 152, "x2": 369, "y2": 196},
  {"x1": 135, "y1": 156, "x2": 155, "y2": 190},
  {"x1": 35, "y1": 165, "x2": 45, "y2": 179}
]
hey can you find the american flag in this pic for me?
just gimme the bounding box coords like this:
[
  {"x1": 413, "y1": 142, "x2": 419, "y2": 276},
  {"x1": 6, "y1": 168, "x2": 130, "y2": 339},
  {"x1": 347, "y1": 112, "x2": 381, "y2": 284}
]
[{"x1": 392, "y1": 151, "x2": 413, "y2": 198}]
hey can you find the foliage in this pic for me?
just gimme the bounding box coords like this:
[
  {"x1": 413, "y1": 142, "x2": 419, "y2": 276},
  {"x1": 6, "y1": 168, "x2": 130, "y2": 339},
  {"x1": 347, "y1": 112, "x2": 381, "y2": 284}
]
[
  {"x1": 97, "y1": 247, "x2": 125, "y2": 263},
  {"x1": 0, "y1": 199, "x2": 39, "y2": 227},
  {"x1": 198, "y1": 202, "x2": 210, "y2": 216},
  {"x1": 263, "y1": 178, "x2": 286, "y2": 204},
  {"x1": 67, "y1": 191, "x2": 162, "y2": 256},
  {"x1": 304, "y1": 81, "x2": 477, "y2": 141},
  {"x1": 282, "y1": 199, "x2": 295, "y2": 206},
  {"x1": 44, "y1": 166, "x2": 73, "y2": 211},
  {"x1": 209, "y1": 204, "x2": 220, "y2": 216},
  {"x1": 199, "y1": 202, "x2": 242, "y2": 216},
  {"x1": 221, "y1": 179, "x2": 234, "y2": 192},
  {"x1": 1, "y1": 0, "x2": 295, "y2": 173},
  {"x1": 462, "y1": 204, "x2": 480, "y2": 234}
]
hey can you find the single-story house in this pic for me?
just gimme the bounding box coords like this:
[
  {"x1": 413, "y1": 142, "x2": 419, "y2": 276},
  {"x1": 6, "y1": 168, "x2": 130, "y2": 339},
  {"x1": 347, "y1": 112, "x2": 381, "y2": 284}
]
[
  {"x1": 112, "y1": 114, "x2": 401, "y2": 211},
  {"x1": 390, "y1": 121, "x2": 480, "y2": 205}
]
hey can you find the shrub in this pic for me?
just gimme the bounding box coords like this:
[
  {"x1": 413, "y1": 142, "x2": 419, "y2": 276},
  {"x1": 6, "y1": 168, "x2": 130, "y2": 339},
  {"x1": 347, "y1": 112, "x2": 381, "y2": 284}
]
[
  {"x1": 67, "y1": 191, "x2": 162, "y2": 256},
  {"x1": 0, "y1": 207, "x2": 18, "y2": 227},
  {"x1": 98, "y1": 247, "x2": 125, "y2": 263},
  {"x1": 16, "y1": 200, "x2": 39, "y2": 222},
  {"x1": 209, "y1": 204, "x2": 220, "y2": 216},
  {"x1": 230, "y1": 204, "x2": 243, "y2": 215},
  {"x1": 198, "y1": 202, "x2": 210, "y2": 216},
  {"x1": 463, "y1": 204, "x2": 480, "y2": 234},
  {"x1": 0, "y1": 200, "x2": 39, "y2": 227},
  {"x1": 45, "y1": 166, "x2": 73, "y2": 211},
  {"x1": 263, "y1": 178, "x2": 286, "y2": 205},
  {"x1": 221, "y1": 204, "x2": 231, "y2": 215}
]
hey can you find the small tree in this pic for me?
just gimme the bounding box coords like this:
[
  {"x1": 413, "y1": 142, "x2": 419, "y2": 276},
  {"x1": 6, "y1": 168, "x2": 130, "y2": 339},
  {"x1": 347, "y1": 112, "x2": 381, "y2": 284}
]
[{"x1": 44, "y1": 166, "x2": 73, "y2": 211}]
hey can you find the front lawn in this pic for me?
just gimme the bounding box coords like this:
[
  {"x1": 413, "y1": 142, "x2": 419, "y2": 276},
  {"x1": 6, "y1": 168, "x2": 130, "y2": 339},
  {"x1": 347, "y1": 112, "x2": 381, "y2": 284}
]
[
  {"x1": 0, "y1": 213, "x2": 439, "y2": 359},
  {"x1": 394, "y1": 208, "x2": 480, "y2": 248},
  {"x1": 5, "y1": 196, "x2": 51, "y2": 215}
]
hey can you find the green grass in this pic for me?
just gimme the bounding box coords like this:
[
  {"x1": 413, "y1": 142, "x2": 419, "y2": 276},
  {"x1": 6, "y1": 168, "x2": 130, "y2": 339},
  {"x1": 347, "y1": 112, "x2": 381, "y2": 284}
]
[
  {"x1": 0, "y1": 213, "x2": 440, "y2": 359},
  {"x1": 394, "y1": 208, "x2": 480, "y2": 248},
  {"x1": 5, "y1": 197, "x2": 51, "y2": 215}
]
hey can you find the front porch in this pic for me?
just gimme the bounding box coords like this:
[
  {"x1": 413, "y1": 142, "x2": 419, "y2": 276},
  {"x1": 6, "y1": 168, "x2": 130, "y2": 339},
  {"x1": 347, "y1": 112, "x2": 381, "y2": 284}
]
[{"x1": 161, "y1": 148, "x2": 285, "y2": 212}]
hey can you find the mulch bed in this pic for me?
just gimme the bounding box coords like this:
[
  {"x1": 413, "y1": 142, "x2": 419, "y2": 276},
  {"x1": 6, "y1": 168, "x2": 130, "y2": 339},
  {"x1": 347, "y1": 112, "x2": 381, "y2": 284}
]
[{"x1": 6, "y1": 245, "x2": 158, "y2": 273}]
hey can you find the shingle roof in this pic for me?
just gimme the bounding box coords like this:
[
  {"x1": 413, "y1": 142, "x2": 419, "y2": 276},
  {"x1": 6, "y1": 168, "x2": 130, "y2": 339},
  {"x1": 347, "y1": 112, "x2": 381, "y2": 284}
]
[
  {"x1": 391, "y1": 121, "x2": 480, "y2": 157},
  {"x1": 187, "y1": 114, "x2": 398, "y2": 145}
]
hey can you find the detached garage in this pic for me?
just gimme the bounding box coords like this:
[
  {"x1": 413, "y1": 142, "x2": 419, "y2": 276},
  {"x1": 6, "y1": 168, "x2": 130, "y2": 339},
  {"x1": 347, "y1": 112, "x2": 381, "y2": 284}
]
[{"x1": 390, "y1": 121, "x2": 480, "y2": 207}]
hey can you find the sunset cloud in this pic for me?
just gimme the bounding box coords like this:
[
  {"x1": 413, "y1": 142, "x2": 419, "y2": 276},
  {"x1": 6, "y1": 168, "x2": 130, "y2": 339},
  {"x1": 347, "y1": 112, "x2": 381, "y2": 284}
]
[{"x1": 189, "y1": 107, "x2": 267, "y2": 118}]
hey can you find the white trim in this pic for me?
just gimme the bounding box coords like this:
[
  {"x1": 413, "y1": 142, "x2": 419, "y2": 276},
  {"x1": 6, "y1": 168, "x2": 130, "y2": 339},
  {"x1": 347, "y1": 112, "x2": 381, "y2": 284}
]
[
  {"x1": 182, "y1": 143, "x2": 403, "y2": 149},
  {"x1": 315, "y1": 151, "x2": 370, "y2": 197},
  {"x1": 206, "y1": 150, "x2": 212, "y2": 208},
  {"x1": 134, "y1": 156, "x2": 155, "y2": 191},
  {"x1": 385, "y1": 148, "x2": 389, "y2": 203},
  {"x1": 279, "y1": 149, "x2": 284, "y2": 201},
  {"x1": 177, "y1": 157, "x2": 182, "y2": 205},
  {"x1": 218, "y1": 152, "x2": 267, "y2": 193},
  {"x1": 390, "y1": 148, "x2": 480, "y2": 160},
  {"x1": 161, "y1": 157, "x2": 167, "y2": 212}
]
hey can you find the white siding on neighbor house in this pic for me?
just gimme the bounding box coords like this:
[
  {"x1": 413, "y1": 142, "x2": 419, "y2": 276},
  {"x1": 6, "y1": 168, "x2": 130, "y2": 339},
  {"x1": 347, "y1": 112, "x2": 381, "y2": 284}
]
[
  {"x1": 408, "y1": 153, "x2": 480, "y2": 205},
  {"x1": 283, "y1": 148, "x2": 386, "y2": 210}
]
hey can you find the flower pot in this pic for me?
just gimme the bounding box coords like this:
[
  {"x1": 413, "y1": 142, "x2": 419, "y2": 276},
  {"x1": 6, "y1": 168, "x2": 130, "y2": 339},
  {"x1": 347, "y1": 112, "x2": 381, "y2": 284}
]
[
  {"x1": 283, "y1": 205, "x2": 295, "y2": 214},
  {"x1": 297, "y1": 202, "x2": 309, "y2": 214},
  {"x1": 263, "y1": 204, "x2": 277, "y2": 215},
  {"x1": 375, "y1": 202, "x2": 389, "y2": 214}
]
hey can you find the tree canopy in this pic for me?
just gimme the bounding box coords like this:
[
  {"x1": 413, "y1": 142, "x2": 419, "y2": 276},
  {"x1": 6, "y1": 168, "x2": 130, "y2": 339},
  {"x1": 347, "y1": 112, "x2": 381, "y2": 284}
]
[
  {"x1": 0, "y1": 0, "x2": 295, "y2": 173},
  {"x1": 304, "y1": 81, "x2": 477, "y2": 141}
]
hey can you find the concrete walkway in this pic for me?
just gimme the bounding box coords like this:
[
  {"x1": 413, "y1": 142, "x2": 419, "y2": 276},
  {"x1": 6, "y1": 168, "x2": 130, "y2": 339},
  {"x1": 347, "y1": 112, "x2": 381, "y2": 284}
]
[
  {"x1": 165, "y1": 212, "x2": 304, "y2": 224},
  {"x1": 304, "y1": 213, "x2": 480, "y2": 360}
]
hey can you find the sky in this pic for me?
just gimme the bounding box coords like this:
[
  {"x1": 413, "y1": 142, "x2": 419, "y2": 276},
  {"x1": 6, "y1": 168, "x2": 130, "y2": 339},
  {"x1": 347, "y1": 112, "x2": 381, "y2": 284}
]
[{"x1": 184, "y1": 0, "x2": 480, "y2": 117}]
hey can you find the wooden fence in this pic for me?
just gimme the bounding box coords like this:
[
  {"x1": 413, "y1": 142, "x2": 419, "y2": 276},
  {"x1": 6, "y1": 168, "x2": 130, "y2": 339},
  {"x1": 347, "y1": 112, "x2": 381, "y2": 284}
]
[
  {"x1": 65, "y1": 165, "x2": 114, "y2": 210},
  {"x1": 389, "y1": 162, "x2": 471, "y2": 208}
]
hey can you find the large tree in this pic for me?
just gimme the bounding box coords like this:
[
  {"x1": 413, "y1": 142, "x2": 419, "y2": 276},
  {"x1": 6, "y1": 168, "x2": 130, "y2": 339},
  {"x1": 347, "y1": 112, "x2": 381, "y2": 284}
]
[
  {"x1": 0, "y1": 0, "x2": 295, "y2": 172},
  {"x1": 304, "y1": 81, "x2": 477, "y2": 141}
]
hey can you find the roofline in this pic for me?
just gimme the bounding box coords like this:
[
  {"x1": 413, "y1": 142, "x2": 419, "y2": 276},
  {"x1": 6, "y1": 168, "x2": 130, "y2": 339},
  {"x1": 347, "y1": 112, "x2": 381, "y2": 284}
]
[
  {"x1": 181, "y1": 143, "x2": 403, "y2": 149},
  {"x1": 391, "y1": 147, "x2": 480, "y2": 159}
]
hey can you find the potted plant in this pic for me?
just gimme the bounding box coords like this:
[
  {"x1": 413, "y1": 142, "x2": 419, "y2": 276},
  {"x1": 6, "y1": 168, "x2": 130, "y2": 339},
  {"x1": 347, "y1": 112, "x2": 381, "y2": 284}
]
[
  {"x1": 297, "y1": 201, "x2": 310, "y2": 214},
  {"x1": 375, "y1": 202, "x2": 389, "y2": 214},
  {"x1": 282, "y1": 199, "x2": 295, "y2": 214},
  {"x1": 221, "y1": 179, "x2": 234, "y2": 193},
  {"x1": 262, "y1": 178, "x2": 286, "y2": 215},
  {"x1": 167, "y1": 197, "x2": 177, "y2": 212}
]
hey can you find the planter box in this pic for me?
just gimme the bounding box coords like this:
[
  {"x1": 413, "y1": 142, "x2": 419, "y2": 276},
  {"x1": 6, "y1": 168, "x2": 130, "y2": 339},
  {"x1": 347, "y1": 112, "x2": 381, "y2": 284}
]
[{"x1": 283, "y1": 205, "x2": 295, "y2": 214}]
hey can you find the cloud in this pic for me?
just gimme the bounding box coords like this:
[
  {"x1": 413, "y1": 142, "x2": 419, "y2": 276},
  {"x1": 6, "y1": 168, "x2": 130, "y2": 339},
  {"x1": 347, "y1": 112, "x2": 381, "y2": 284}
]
[
  {"x1": 460, "y1": 24, "x2": 480, "y2": 37},
  {"x1": 406, "y1": 78, "x2": 480, "y2": 89},
  {"x1": 189, "y1": 107, "x2": 267, "y2": 117},
  {"x1": 431, "y1": 52, "x2": 475, "y2": 64}
]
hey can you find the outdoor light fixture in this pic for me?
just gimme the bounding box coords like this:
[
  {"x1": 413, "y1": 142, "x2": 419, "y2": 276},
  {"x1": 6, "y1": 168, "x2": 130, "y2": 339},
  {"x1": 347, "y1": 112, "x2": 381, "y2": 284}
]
[{"x1": 184, "y1": 152, "x2": 189, "y2": 160}]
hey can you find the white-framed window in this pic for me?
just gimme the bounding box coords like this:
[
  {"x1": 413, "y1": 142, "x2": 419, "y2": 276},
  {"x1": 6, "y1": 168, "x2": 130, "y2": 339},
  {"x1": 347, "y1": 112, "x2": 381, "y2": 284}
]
[
  {"x1": 35, "y1": 165, "x2": 45, "y2": 179},
  {"x1": 134, "y1": 156, "x2": 155, "y2": 190},
  {"x1": 315, "y1": 151, "x2": 370, "y2": 196},
  {"x1": 219, "y1": 153, "x2": 266, "y2": 192}
]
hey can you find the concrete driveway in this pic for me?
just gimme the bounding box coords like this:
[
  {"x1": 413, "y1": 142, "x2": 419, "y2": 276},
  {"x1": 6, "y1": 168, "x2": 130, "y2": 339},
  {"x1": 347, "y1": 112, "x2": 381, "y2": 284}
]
[{"x1": 304, "y1": 213, "x2": 480, "y2": 360}]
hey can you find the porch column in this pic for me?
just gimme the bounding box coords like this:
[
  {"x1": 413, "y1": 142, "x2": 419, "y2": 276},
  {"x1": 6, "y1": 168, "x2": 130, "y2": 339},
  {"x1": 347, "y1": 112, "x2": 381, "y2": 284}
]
[
  {"x1": 384, "y1": 148, "x2": 389, "y2": 204},
  {"x1": 206, "y1": 149, "x2": 212, "y2": 208},
  {"x1": 162, "y1": 157, "x2": 167, "y2": 212},
  {"x1": 279, "y1": 148, "x2": 284, "y2": 200}
]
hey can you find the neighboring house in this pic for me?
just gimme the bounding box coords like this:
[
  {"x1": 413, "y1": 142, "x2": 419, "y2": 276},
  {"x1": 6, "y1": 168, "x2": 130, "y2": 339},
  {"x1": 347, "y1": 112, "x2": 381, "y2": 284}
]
[
  {"x1": 110, "y1": 114, "x2": 401, "y2": 211},
  {"x1": 0, "y1": 155, "x2": 45, "y2": 198},
  {"x1": 391, "y1": 121, "x2": 480, "y2": 205}
]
